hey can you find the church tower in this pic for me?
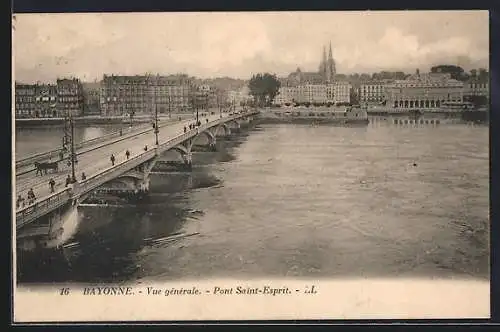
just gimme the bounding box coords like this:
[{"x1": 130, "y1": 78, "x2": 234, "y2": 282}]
[
  {"x1": 318, "y1": 46, "x2": 327, "y2": 80},
  {"x1": 327, "y1": 42, "x2": 336, "y2": 82}
]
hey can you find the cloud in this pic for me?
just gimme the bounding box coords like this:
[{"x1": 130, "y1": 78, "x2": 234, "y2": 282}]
[{"x1": 12, "y1": 11, "x2": 489, "y2": 83}]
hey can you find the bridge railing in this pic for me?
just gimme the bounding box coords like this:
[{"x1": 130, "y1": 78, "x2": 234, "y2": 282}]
[
  {"x1": 76, "y1": 149, "x2": 159, "y2": 197},
  {"x1": 77, "y1": 112, "x2": 256, "y2": 194},
  {"x1": 16, "y1": 188, "x2": 72, "y2": 229},
  {"x1": 15, "y1": 118, "x2": 181, "y2": 171},
  {"x1": 15, "y1": 111, "x2": 259, "y2": 228},
  {"x1": 15, "y1": 123, "x2": 152, "y2": 170}
]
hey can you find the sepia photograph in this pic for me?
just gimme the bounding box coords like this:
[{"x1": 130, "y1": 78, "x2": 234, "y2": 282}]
[{"x1": 12, "y1": 10, "x2": 490, "y2": 322}]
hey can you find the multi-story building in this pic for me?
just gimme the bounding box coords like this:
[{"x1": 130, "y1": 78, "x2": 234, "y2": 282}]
[
  {"x1": 385, "y1": 71, "x2": 464, "y2": 109},
  {"x1": 82, "y1": 82, "x2": 101, "y2": 115},
  {"x1": 326, "y1": 81, "x2": 351, "y2": 104},
  {"x1": 197, "y1": 84, "x2": 221, "y2": 109},
  {"x1": 57, "y1": 78, "x2": 85, "y2": 117},
  {"x1": 300, "y1": 84, "x2": 327, "y2": 104},
  {"x1": 35, "y1": 84, "x2": 58, "y2": 117},
  {"x1": 15, "y1": 83, "x2": 59, "y2": 118},
  {"x1": 100, "y1": 74, "x2": 193, "y2": 116},
  {"x1": 463, "y1": 78, "x2": 489, "y2": 99},
  {"x1": 15, "y1": 83, "x2": 37, "y2": 118},
  {"x1": 274, "y1": 81, "x2": 351, "y2": 106},
  {"x1": 359, "y1": 80, "x2": 387, "y2": 105},
  {"x1": 227, "y1": 86, "x2": 252, "y2": 106},
  {"x1": 274, "y1": 86, "x2": 297, "y2": 105}
]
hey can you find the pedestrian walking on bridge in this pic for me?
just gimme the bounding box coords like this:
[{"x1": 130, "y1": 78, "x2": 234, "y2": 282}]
[
  {"x1": 144, "y1": 145, "x2": 148, "y2": 151},
  {"x1": 184, "y1": 126, "x2": 187, "y2": 133},
  {"x1": 206, "y1": 118, "x2": 209, "y2": 123},
  {"x1": 110, "y1": 154, "x2": 115, "y2": 166},
  {"x1": 27, "y1": 188, "x2": 36, "y2": 205},
  {"x1": 16, "y1": 195, "x2": 25, "y2": 209},
  {"x1": 126, "y1": 150, "x2": 130, "y2": 160},
  {"x1": 49, "y1": 178, "x2": 55, "y2": 193},
  {"x1": 81, "y1": 172, "x2": 86, "y2": 181},
  {"x1": 65, "y1": 175, "x2": 71, "y2": 187}
]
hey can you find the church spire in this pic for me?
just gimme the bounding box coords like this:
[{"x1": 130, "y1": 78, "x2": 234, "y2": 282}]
[
  {"x1": 318, "y1": 45, "x2": 327, "y2": 76},
  {"x1": 323, "y1": 45, "x2": 327, "y2": 67},
  {"x1": 327, "y1": 41, "x2": 336, "y2": 82}
]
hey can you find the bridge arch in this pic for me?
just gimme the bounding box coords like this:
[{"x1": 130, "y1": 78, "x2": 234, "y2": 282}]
[
  {"x1": 99, "y1": 175, "x2": 146, "y2": 194},
  {"x1": 189, "y1": 129, "x2": 216, "y2": 150},
  {"x1": 161, "y1": 143, "x2": 192, "y2": 164},
  {"x1": 168, "y1": 143, "x2": 189, "y2": 156},
  {"x1": 213, "y1": 123, "x2": 231, "y2": 137},
  {"x1": 226, "y1": 119, "x2": 240, "y2": 129}
]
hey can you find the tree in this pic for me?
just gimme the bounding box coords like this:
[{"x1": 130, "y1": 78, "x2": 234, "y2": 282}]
[
  {"x1": 248, "y1": 73, "x2": 281, "y2": 107},
  {"x1": 478, "y1": 68, "x2": 488, "y2": 81},
  {"x1": 430, "y1": 65, "x2": 468, "y2": 81},
  {"x1": 359, "y1": 73, "x2": 371, "y2": 81}
]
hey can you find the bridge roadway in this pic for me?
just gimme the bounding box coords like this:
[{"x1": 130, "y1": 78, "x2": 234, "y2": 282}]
[
  {"x1": 15, "y1": 112, "x2": 236, "y2": 219},
  {"x1": 15, "y1": 114, "x2": 197, "y2": 174}
]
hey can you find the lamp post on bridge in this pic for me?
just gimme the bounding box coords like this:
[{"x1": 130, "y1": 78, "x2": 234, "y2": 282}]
[
  {"x1": 196, "y1": 91, "x2": 200, "y2": 126},
  {"x1": 168, "y1": 94, "x2": 172, "y2": 119},
  {"x1": 154, "y1": 100, "x2": 159, "y2": 146},
  {"x1": 150, "y1": 76, "x2": 159, "y2": 146},
  {"x1": 63, "y1": 112, "x2": 77, "y2": 183}
]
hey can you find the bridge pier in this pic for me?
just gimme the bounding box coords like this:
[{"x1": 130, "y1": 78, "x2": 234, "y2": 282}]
[
  {"x1": 182, "y1": 152, "x2": 193, "y2": 171},
  {"x1": 17, "y1": 200, "x2": 79, "y2": 250},
  {"x1": 209, "y1": 142, "x2": 217, "y2": 152}
]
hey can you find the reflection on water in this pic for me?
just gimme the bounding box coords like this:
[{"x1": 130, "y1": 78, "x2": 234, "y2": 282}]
[{"x1": 16, "y1": 120, "x2": 489, "y2": 284}]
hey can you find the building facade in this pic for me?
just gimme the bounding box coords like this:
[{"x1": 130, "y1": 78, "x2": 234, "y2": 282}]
[
  {"x1": 326, "y1": 81, "x2": 351, "y2": 104},
  {"x1": 463, "y1": 78, "x2": 489, "y2": 100},
  {"x1": 274, "y1": 81, "x2": 351, "y2": 106},
  {"x1": 15, "y1": 83, "x2": 59, "y2": 118},
  {"x1": 100, "y1": 74, "x2": 193, "y2": 116},
  {"x1": 82, "y1": 82, "x2": 101, "y2": 115},
  {"x1": 197, "y1": 84, "x2": 221, "y2": 109},
  {"x1": 15, "y1": 83, "x2": 37, "y2": 118},
  {"x1": 385, "y1": 72, "x2": 464, "y2": 109},
  {"x1": 57, "y1": 78, "x2": 85, "y2": 117},
  {"x1": 298, "y1": 84, "x2": 327, "y2": 104},
  {"x1": 274, "y1": 86, "x2": 297, "y2": 105},
  {"x1": 359, "y1": 81, "x2": 387, "y2": 105},
  {"x1": 227, "y1": 86, "x2": 252, "y2": 106}
]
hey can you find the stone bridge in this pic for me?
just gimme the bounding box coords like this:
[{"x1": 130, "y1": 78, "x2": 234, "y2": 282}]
[{"x1": 14, "y1": 110, "x2": 259, "y2": 248}]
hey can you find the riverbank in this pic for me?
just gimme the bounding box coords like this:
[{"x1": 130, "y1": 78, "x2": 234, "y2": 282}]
[
  {"x1": 258, "y1": 117, "x2": 370, "y2": 126},
  {"x1": 366, "y1": 108, "x2": 489, "y2": 123},
  {"x1": 258, "y1": 107, "x2": 369, "y2": 125}
]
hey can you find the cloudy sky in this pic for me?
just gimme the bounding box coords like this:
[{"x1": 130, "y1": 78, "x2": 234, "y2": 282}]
[{"x1": 13, "y1": 11, "x2": 489, "y2": 83}]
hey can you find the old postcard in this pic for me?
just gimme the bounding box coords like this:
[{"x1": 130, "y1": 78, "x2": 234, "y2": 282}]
[{"x1": 12, "y1": 10, "x2": 490, "y2": 323}]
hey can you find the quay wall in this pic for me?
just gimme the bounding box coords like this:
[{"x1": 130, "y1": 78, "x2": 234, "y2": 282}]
[{"x1": 257, "y1": 107, "x2": 369, "y2": 125}]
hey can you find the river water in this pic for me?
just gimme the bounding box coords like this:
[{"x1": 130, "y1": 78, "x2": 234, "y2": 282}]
[
  {"x1": 14, "y1": 125, "x2": 124, "y2": 159},
  {"x1": 15, "y1": 117, "x2": 489, "y2": 284}
]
